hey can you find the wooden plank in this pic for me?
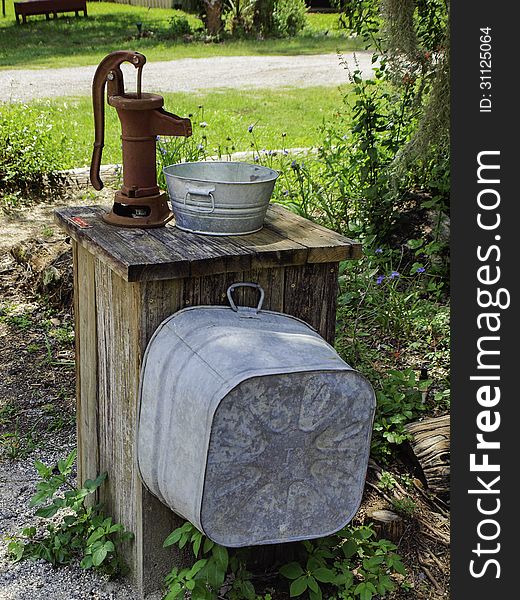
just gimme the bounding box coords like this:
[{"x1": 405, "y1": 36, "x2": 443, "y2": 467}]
[
  {"x1": 95, "y1": 261, "x2": 141, "y2": 582},
  {"x1": 55, "y1": 207, "x2": 191, "y2": 282},
  {"x1": 149, "y1": 225, "x2": 252, "y2": 278},
  {"x1": 229, "y1": 225, "x2": 309, "y2": 268},
  {"x1": 55, "y1": 204, "x2": 361, "y2": 284},
  {"x1": 136, "y1": 278, "x2": 191, "y2": 597},
  {"x1": 283, "y1": 263, "x2": 339, "y2": 343},
  {"x1": 267, "y1": 204, "x2": 362, "y2": 262},
  {"x1": 240, "y1": 267, "x2": 285, "y2": 312},
  {"x1": 73, "y1": 242, "x2": 100, "y2": 498}
]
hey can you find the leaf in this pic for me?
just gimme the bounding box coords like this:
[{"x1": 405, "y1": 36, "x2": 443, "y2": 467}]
[
  {"x1": 164, "y1": 582, "x2": 183, "y2": 599},
  {"x1": 188, "y1": 559, "x2": 208, "y2": 578},
  {"x1": 185, "y1": 579, "x2": 196, "y2": 590},
  {"x1": 389, "y1": 555, "x2": 406, "y2": 575},
  {"x1": 313, "y1": 567, "x2": 335, "y2": 583},
  {"x1": 196, "y1": 557, "x2": 226, "y2": 589},
  {"x1": 290, "y1": 576, "x2": 308, "y2": 597},
  {"x1": 342, "y1": 538, "x2": 358, "y2": 558},
  {"x1": 192, "y1": 532, "x2": 202, "y2": 557},
  {"x1": 363, "y1": 555, "x2": 385, "y2": 571},
  {"x1": 212, "y1": 544, "x2": 228, "y2": 571},
  {"x1": 8, "y1": 541, "x2": 24, "y2": 562},
  {"x1": 84, "y1": 472, "x2": 107, "y2": 493},
  {"x1": 280, "y1": 561, "x2": 305, "y2": 580},
  {"x1": 29, "y1": 489, "x2": 51, "y2": 508},
  {"x1": 307, "y1": 557, "x2": 323, "y2": 572},
  {"x1": 202, "y1": 537, "x2": 214, "y2": 554},
  {"x1": 355, "y1": 582, "x2": 375, "y2": 600},
  {"x1": 306, "y1": 575, "x2": 319, "y2": 594},
  {"x1": 163, "y1": 528, "x2": 183, "y2": 548},
  {"x1": 35, "y1": 503, "x2": 60, "y2": 519},
  {"x1": 92, "y1": 546, "x2": 108, "y2": 567},
  {"x1": 34, "y1": 460, "x2": 51, "y2": 479},
  {"x1": 377, "y1": 574, "x2": 395, "y2": 594},
  {"x1": 309, "y1": 588, "x2": 322, "y2": 600},
  {"x1": 87, "y1": 528, "x2": 105, "y2": 546},
  {"x1": 80, "y1": 554, "x2": 93, "y2": 569},
  {"x1": 335, "y1": 571, "x2": 353, "y2": 588},
  {"x1": 242, "y1": 580, "x2": 256, "y2": 599}
]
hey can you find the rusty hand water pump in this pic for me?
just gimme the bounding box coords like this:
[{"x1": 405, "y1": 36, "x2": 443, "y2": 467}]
[{"x1": 90, "y1": 51, "x2": 192, "y2": 228}]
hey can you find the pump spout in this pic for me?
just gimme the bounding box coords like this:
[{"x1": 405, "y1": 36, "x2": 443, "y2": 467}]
[{"x1": 151, "y1": 108, "x2": 192, "y2": 138}]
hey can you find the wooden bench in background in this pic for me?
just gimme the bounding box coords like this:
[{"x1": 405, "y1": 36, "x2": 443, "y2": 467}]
[{"x1": 14, "y1": 0, "x2": 87, "y2": 24}]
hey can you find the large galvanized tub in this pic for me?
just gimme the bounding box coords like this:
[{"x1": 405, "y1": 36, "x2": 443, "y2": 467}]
[
  {"x1": 163, "y1": 161, "x2": 278, "y2": 235},
  {"x1": 137, "y1": 283, "x2": 376, "y2": 547}
]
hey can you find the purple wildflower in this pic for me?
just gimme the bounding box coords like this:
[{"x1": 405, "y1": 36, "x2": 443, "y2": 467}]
[
  {"x1": 389, "y1": 271, "x2": 400, "y2": 279},
  {"x1": 416, "y1": 267, "x2": 426, "y2": 273},
  {"x1": 376, "y1": 275, "x2": 385, "y2": 285},
  {"x1": 283, "y1": 190, "x2": 289, "y2": 196},
  {"x1": 375, "y1": 248, "x2": 382, "y2": 254},
  {"x1": 248, "y1": 124, "x2": 254, "y2": 133}
]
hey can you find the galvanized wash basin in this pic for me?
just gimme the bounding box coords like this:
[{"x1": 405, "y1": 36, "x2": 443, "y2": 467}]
[
  {"x1": 163, "y1": 162, "x2": 279, "y2": 235},
  {"x1": 137, "y1": 283, "x2": 375, "y2": 547}
]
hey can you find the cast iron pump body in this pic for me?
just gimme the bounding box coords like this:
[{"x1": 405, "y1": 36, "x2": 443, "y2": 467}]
[{"x1": 90, "y1": 51, "x2": 192, "y2": 228}]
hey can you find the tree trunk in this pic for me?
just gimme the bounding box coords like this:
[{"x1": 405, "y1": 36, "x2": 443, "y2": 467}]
[
  {"x1": 203, "y1": 0, "x2": 223, "y2": 36},
  {"x1": 404, "y1": 414, "x2": 450, "y2": 495}
]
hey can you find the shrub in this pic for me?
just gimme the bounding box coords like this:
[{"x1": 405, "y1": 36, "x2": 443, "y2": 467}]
[
  {"x1": 0, "y1": 103, "x2": 66, "y2": 199},
  {"x1": 167, "y1": 15, "x2": 194, "y2": 38},
  {"x1": 273, "y1": 0, "x2": 307, "y2": 37}
]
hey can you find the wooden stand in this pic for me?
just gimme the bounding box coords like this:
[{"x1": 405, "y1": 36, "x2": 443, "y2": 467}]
[{"x1": 55, "y1": 203, "x2": 361, "y2": 598}]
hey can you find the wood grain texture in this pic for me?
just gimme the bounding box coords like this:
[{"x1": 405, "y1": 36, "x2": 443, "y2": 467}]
[
  {"x1": 55, "y1": 204, "x2": 360, "y2": 283},
  {"x1": 405, "y1": 414, "x2": 450, "y2": 495},
  {"x1": 283, "y1": 263, "x2": 339, "y2": 343},
  {"x1": 73, "y1": 242, "x2": 100, "y2": 498}
]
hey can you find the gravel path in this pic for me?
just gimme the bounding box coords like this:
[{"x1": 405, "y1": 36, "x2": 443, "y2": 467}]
[{"x1": 0, "y1": 52, "x2": 374, "y2": 102}]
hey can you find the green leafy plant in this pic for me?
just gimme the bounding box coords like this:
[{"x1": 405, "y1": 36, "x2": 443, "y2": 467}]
[
  {"x1": 163, "y1": 521, "x2": 255, "y2": 600},
  {"x1": 371, "y1": 368, "x2": 430, "y2": 461},
  {"x1": 162, "y1": 521, "x2": 407, "y2": 600},
  {"x1": 0, "y1": 103, "x2": 67, "y2": 199},
  {"x1": 167, "y1": 15, "x2": 195, "y2": 38},
  {"x1": 391, "y1": 498, "x2": 417, "y2": 519},
  {"x1": 6, "y1": 450, "x2": 133, "y2": 577},
  {"x1": 280, "y1": 525, "x2": 407, "y2": 600}
]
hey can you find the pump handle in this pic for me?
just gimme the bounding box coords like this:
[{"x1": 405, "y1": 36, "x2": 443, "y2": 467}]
[{"x1": 90, "y1": 51, "x2": 146, "y2": 191}]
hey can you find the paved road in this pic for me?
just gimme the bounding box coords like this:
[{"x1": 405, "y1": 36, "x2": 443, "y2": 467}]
[{"x1": 0, "y1": 52, "x2": 374, "y2": 102}]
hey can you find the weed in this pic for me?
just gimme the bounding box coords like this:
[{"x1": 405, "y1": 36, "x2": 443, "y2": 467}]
[
  {"x1": 41, "y1": 225, "x2": 54, "y2": 239},
  {"x1": 7, "y1": 450, "x2": 133, "y2": 576},
  {"x1": 162, "y1": 521, "x2": 407, "y2": 600},
  {"x1": 0, "y1": 401, "x2": 19, "y2": 426},
  {"x1": 391, "y1": 498, "x2": 418, "y2": 519},
  {"x1": 377, "y1": 471, "x2": 398, "y2": 492}
]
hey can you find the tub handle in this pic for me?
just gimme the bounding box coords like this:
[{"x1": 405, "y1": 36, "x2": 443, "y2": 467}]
[
  {"x1": 227, "y1": 283, "x2": 265, "y2": 314},
  {"x1": 184, "y1": 186, "x2": 216, "y2": 214}
]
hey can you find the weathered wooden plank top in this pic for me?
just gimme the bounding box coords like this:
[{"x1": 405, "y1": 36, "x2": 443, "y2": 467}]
[{"x1": 55, "y1": 204, "x2": 361, "y2": 282}]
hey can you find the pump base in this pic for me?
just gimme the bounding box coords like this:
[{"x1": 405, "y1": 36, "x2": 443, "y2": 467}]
[{"x1": 103, "y1": 192, "x2": 173, "y2": 228}]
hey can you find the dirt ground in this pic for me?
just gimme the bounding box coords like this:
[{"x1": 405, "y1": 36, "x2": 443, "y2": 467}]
[{"x1": 0, "y1": 183, "x2": 450, "y2": 599}]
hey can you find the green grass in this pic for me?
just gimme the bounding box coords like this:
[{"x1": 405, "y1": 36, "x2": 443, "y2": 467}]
[
  {"x1": 0, "y1": 3, "x2": 361, "y2": 69},
  {"x1": 30, "y1": 85, "x2": 349, "y2": 168}
]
